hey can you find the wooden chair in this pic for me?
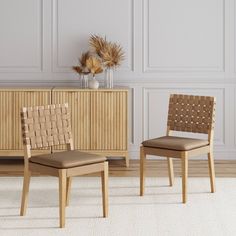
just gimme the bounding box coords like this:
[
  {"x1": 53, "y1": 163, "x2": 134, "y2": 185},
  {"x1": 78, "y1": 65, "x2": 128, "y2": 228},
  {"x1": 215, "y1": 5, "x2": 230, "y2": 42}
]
[
  {"x1": 140, "y1": 94, "x2": 216, "y2": 203},
  {"x1": 20, "y1": 103, "x2": 108, "y2": 228}
]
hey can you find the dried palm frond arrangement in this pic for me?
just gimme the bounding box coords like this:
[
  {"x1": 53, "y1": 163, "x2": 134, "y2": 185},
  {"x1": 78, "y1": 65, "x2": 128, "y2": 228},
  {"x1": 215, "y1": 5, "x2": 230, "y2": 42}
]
[
  {"x1": 72, "y1": 51, "x2": 103, "y2": 76},
  {"x1": 72, "y1": 35, "x2": 125, "y2": 88},
  {"x1": 89, "y1": 35, "x2": 108, "y2": 59},
  {"x1": 89, "y1": 34, "x2": 125, "y2": 68},
  {"x1": 72, "y1": 51, "x2": 90, "y2": 75},
  {"x1": 86, "y1": 56, "x2": 103, "y2": 76}
]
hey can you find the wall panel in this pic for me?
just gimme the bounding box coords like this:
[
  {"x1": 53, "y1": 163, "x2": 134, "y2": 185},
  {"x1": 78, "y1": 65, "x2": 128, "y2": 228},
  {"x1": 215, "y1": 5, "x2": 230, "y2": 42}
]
[
  {"x1": 143, "y1": 0, "x2": 225, "y2": 73},
  {"x1": 0, "y1": 0, "x2": 43, "y2": 72},
  {"x1": 52, "y1": 0, "x2": 134, "y2": 72},
  {"x1": 0, "y1": 0, "x2": 235, "y2": 159}
]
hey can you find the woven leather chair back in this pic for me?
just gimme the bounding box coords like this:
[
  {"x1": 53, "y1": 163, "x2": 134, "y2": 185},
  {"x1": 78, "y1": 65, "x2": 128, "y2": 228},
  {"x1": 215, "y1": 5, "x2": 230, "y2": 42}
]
[
  {"x1": 167, "y1": 94, "x2": 216, "y2": 134},
  {"x1": 21, "y1": 103, "x2": 72, "y2": 149}
]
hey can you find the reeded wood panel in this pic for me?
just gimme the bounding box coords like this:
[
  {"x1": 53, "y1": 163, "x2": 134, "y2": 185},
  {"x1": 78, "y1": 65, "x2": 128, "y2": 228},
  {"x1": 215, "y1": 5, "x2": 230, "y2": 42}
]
[
  {"x1": 52, "y1": 90, "x2": 91, "y2": 150},
  {"x1": 90, "y1": 91, "x2": 128, "y2": 150},
  {"x1": 12, "y1": 90, "x2": 51, "y2": 150},
  {"x1": 0, "y1": 89, "x2": 128, "y2": 164},
  {"x1": 0, "y1": 90, "x2": 51, "y2": 152},
  {"x1": 0, "y1": 91, "x2": 13, "y2": 149}
]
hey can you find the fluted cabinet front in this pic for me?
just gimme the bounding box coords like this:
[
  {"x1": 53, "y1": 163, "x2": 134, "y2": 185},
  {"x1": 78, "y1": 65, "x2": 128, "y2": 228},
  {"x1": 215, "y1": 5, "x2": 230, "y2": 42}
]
[
  {"x1": 52, "y1": 90, "x2": 91, "y2": 150},
  {"x1": 0, "y1": 89, "x2": 51, "y2": 155},
  {"x1": 0, "y1": 88, "x2": 129, "y2": 166},
  {"x1": 52, "y1": 88, "x2": 129, "y2": 166},
  {"x1": 90, "y1": 91, "x2": 128, "y2": 151},
  {"x1": 0, "y1": 91, "x2": 13, "y2": 150}
]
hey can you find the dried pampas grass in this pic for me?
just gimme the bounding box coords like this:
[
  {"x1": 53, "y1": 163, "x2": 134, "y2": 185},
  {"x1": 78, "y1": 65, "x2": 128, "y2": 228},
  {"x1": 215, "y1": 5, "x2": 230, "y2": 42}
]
[
  {"x1": 73, "y1": 35, "x2": 125, "y2": 79},
  {"x1": 89, "y1": 34, "x2": 125, "y2": 68},
  {"x1": 86, "y1": 56, "x2": 103, "y2": 75},
  {"x1": 72, "y1": 51, "x2": 91, "y2": 74},
  {"x1": 79, "y1": 51, "x2": 90, "y2": 68},
  {"x1": 101, "y1": 42, "x2": 125, "y2": 67},
  {"x1": 89, "y1": 35, "x2": 108, "y2": 58},
  {"x1": 72, "y1": 66, "x2": 83, "y2": 74}
]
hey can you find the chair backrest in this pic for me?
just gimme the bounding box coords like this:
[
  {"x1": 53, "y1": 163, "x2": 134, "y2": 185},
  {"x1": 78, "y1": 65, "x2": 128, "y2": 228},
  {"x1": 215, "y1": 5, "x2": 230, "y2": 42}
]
[
  {"x1": 21, "y1": 103, "x2": 73, "y2": 150},
  {"x1": 167, "y1": 94, "x2": 216, "y2": 134}
]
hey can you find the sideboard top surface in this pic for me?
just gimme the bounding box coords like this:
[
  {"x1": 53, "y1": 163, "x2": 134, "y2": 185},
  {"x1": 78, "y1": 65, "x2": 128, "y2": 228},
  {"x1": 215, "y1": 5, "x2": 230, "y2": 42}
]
[
  {"x1": 0, "y1": 87, "x2": 52, "y2": 91},
  {"x1": 0, "y1": 86, "x2": 129, "y2": 92},
  {"x1": 52, "y1": 86, "x2": 129, "y2": 92}
]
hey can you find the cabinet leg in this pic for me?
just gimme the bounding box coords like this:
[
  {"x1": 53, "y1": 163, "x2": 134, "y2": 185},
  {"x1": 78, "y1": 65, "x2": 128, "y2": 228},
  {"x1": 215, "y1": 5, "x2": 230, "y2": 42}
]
[{"x1": 125, "y1": 154, "x2": 129, "y2": 168}]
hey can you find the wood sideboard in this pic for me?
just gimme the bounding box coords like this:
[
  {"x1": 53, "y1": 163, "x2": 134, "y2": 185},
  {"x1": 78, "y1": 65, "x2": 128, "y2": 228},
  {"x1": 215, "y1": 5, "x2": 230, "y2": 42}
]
[{"x1": 0, "y1": 88, "x2": 129, "y2": 167}]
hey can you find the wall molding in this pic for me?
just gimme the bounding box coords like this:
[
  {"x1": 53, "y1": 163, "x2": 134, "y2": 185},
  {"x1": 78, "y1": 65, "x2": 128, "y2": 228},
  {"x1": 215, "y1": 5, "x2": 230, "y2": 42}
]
[
  {"x1": 0, "y1": 0, "x2": 235, "y2": 160},
  {"x1": 129, "y1": 87, "x2": 135, "y2": 144},
  {"x1": 52, "y1": 0, "x2": 135, "y2": 73},
  {"x1": 234, "y1": 0, "x2": 236, "y2": 73},
  {"x1": 234, "y1": 87, "x2": 236, "y2": 146},
  {"x1": 143, "y1": 0, "x2": 226, "y2": 73},
  {"x1": 0, "y1": 0, "x2": 43, "y2": 73}
]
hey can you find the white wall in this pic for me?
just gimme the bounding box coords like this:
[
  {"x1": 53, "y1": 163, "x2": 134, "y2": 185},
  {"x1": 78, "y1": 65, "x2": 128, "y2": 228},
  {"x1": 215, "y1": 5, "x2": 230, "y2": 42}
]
[{"x1": 0, "y1": 0, "x2": 235, "y2": 159}]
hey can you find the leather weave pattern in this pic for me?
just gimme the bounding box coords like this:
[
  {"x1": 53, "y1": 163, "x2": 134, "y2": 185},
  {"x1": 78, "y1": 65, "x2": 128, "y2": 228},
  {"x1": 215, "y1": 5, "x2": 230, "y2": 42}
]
[
  {"x1": 21, "y1": 104, "x2": 72, "y2": 149},
  {"x1": 167, "y1": 94, "x2": 216, "y2": 134}
]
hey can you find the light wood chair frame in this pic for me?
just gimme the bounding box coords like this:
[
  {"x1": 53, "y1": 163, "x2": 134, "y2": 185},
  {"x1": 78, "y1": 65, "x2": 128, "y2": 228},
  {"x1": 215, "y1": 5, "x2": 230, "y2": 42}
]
[
  {"x1": 140, "y1": 94, "x2": 216, "y2": 203},
  {"x1": 20, "y1": 104, "x2": 108, "y2": 228}
]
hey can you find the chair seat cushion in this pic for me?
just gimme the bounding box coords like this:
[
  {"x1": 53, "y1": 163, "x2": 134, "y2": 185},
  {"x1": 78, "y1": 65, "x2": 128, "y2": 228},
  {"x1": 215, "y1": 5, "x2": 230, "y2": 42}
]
[
  {"x1": 29, "y1": 150, "x2": 106, "y2": 168},
  {"x1": 142, "y1": 136, "x2": 209, "y2": 151}
]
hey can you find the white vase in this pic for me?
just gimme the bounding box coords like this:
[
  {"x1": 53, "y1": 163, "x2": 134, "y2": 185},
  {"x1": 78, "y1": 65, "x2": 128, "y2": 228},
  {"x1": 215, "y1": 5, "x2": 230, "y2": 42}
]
[
  {"x1": 81, "y1": 74, "x2": 89, "y2": 88},
  {"x1": 88, "y1": 76, "x2": 99, "y2": 89},
  {"x1": 104, "y1": 67, "x2": 114, "y2": 88}
]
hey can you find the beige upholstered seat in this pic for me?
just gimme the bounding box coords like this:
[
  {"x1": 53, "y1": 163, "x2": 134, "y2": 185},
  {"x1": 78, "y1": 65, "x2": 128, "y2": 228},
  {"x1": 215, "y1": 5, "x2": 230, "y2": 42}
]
[
  {"x1": 20, "y1": 104, "x2": 109, "y2": 228},
  {"x1": 142, "y1": 136, "x2": 209, "y2": 151},
  {"x1": 140, "y1": 94, "x2": 216, "y2": 203},
  {"x1": 30, "y1": 150, "x2": 106, "y2": 168}
]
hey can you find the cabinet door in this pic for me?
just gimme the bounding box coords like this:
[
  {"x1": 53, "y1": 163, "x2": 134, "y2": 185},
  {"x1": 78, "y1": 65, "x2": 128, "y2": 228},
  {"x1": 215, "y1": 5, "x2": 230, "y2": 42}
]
[
  {"x1": 12, "y1": 91, "x2": 51, "y2": 150},
  {"x1": 52, "y1": 91, "x2": 91, "y2": 150},
  {"x1": 0, "y1": 91, "x2": 13, "y2": 150},
  {"x1": 90, "y1": 91, "x2": 128, "y2": 150}
]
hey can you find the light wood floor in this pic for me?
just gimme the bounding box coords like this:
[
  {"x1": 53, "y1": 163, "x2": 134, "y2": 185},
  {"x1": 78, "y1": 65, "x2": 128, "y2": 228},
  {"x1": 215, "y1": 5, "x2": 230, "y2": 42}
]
[{"x1": 0, "y1": 158, "x2": 236, "y2": 177}]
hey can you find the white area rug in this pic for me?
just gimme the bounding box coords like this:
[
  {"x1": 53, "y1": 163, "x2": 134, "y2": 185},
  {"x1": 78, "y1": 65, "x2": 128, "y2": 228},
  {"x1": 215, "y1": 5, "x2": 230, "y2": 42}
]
[{"x1": 0, "y1": 177, "x2": 236, "y2": 236}]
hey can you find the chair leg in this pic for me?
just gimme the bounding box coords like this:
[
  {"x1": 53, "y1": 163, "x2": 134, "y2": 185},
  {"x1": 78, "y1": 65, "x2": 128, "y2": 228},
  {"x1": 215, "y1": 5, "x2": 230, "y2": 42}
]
[
  {"x1": 59, "y1": 169, "x2": 67, "y2": 228},
  {"x1": 101, "y1": 161, "x2": 109, "y2": 217},
  {"x1": 208, "y1": 151, "x2": 216, "y2": 193},
  {"x1": 181, "y1": 153, "x2": 188, "y2": 204},
  {"x1": 140, "y1": 146, "x2": 146, "y2": 196},
  {"x1": 66, "y1": 177, "x2": 72, "y2": 206},
  {"x1": 20, "y1": 169, "x2": 31, "y2": 216},
  {"x1": 167, "y1": 158, "x2": 174, "y2": 186}
]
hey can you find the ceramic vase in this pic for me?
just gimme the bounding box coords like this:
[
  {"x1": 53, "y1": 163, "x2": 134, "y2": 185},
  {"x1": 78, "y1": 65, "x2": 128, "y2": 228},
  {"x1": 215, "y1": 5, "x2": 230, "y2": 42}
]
[{"x1": 88, "y1": 76, "x2": 99, "y2": 89}]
